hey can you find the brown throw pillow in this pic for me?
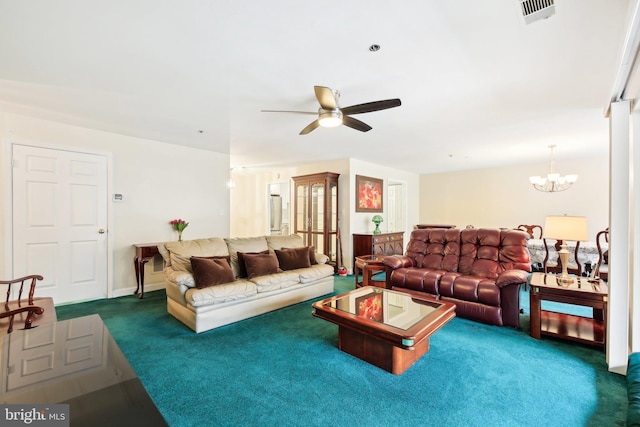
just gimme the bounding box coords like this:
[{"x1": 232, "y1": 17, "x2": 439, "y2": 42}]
[
  {"x1": 190, "y1": 257, "x2": 235, "y2": 289},
  {"x1": 275, "y1": 247, "x2": 311, "y2": 271},
  {"x1": 308, "y1": 246, "x2": 318, "y2": 265},
  {"x1": 243, "y1": 252, "x2": 282, "y2": 279},
  {"x1": 237, "y1": 250, "x2": 270, "y2": 278}
]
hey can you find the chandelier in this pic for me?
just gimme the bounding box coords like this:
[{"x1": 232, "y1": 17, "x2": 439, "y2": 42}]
[{"x1": 529, "y1": 145, "x2": 577, "y2": 192}]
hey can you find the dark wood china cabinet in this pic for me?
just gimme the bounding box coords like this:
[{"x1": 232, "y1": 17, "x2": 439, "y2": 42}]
[{"x1": 292, "y1": 172, "x2": 339, "y2": 264}]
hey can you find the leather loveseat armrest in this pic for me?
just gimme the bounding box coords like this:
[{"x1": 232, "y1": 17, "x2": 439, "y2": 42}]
[
  {"x1": 382, "y1": 255, "x2": 415, "y2": 270},
  {"x1": 495, "y1": 269, "x2": 529, "y2": 288}
]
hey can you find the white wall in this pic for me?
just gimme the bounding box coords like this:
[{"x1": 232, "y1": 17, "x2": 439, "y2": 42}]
[
  {"x1": 230, "y1": 160, "x2": 350, "y2": 238},
  {"x1": 349, "y1": 158, "x2": 420, "y2": 238},
  {"x1": 230, "y1": 158, "x2": 420, "y2": 272},
  {"x1": 0, "y1": 112, "x2": 230, "y2": 297},
  {"x1": 419, "y1": 155, "x2": 608, "y2": 240}
]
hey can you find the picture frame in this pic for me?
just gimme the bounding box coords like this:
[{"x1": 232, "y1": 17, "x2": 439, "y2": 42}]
[
  {"x1": 355, "y1": 175, "x2": 383, "y2": 213},
  {"x1": 355, "y1": 291, "x2": 384, "y2": 322}
]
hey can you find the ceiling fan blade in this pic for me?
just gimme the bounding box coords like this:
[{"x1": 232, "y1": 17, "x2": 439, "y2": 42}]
[
  {"x1": 342, "y1": 116, "x2": 372, "y2": 132},
  {"x1": 340, "y1": 99, "x2": 401, "y2": 115},
  {"x1": 314, "y1": 86, "x2": 337, "y2": 110},
  {"x1": 261, "y1": 110, "x2": 317, "y2": 115},
  {"x1": 299, "y1": 120, "x2": 320, "y2": 135}
]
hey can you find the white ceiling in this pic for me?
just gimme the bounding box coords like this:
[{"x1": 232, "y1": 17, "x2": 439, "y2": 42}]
[{"x1": 0, "y1": 1, "x2": 632, "y2": 174}]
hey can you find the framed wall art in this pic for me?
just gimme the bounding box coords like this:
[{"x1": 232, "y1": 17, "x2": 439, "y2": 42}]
[{"x1": 355, "y1": 175, "x2": 383, "y2": 213}]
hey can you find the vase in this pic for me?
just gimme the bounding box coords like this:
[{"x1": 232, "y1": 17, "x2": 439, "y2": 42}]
[
  {"x1": 373, "y1": 223, "x2": 381, "y2": 235},
  {"x1": 178, "y1": 231, "x2": 183, "y2": 242}
]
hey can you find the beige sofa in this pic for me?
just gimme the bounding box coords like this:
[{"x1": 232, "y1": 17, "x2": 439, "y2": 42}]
[{"x1": 159, "y1": 235, "x2": 335, "y2": 333}]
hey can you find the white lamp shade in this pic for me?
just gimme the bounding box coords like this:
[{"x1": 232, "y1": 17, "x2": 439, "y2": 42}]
[{"x1": 543, "y1": 215, "x2": 589, "y2": 241}]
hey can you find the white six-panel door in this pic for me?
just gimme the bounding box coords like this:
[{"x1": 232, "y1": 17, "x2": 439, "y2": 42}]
[{"x1": 12, "y1": 144, "x2": 108, "y2": 304}]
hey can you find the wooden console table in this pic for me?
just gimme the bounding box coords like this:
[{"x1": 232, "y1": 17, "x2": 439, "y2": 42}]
[
  {"x1": 133, "y1": 243, "x2": 161, "y2": 299},
  {"x1": 529, "y1": 272, "x2": 608, "y2": 348}
]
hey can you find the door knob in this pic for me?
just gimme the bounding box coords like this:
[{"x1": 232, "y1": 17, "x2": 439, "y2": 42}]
[{"x1": 98, "y1": 229, "x2": 106, "y2": 234}]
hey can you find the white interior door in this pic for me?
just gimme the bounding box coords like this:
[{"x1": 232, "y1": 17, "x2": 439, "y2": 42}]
[
  {"x1": 387, "y1": 182, "x2": 406, "y2": 232},
  {"x1": 12, "y1": 144, "x2": 108, "y2": 304}
]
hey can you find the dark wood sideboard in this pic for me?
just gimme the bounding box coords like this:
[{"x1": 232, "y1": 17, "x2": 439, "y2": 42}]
[{"x1": 352, "y1": 232, "x2": 404, "y2": 267}]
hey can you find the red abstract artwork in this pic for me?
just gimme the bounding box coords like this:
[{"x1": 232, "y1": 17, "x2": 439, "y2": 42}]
[{"x1": 355, "y1": 175, "x2": 383, "y2": 212}]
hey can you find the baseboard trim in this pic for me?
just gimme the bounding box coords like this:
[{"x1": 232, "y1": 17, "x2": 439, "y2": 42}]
[{"x1": 111, "y1": 281, "x2": 166, "y2": 298}]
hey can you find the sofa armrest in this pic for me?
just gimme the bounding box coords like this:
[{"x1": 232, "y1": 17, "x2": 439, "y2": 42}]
[
  {"x1": 165, "y1": 268, "x2": 196, "y2": 288},
  {"x1": 315, "y1": 253, "x2": 329, "y2": 264},
  {"x1": 383, "y1": 255, "x2": 415, "y2": 270},
  {"x1": 495, "y1": 269, "x2": 529, "y2": 288}
]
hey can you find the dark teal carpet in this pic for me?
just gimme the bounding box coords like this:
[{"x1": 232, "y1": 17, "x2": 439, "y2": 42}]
[{"x1": 56, "y1": 276, "x2": 626, "y2": 427}]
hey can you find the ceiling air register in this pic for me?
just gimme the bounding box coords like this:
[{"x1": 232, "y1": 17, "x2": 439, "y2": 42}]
[{"x1": 519, "y1": 0, "x2": 555, "y2": 24}]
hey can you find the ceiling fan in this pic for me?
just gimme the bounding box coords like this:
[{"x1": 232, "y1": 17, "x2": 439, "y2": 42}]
[{"x1": 262, "y1": 86, "x2": 401, "y2": 135}]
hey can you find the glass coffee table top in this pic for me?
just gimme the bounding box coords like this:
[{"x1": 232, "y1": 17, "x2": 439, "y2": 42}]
[{"x1": 319, "y1": 287, "x2": 441, "y2": 330}]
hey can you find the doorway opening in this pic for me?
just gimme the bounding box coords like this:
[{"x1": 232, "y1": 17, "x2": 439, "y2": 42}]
[
  {"x1": 267, "y1": 182, "x2": 290, "y2": 235},
  {"x1": 387, "y1": 181, "x2": 406, "y2": 233}
]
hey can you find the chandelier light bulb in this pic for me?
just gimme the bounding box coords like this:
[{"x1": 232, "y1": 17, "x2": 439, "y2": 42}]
[{"x1": 529, "y1": 145, "x2": 577, "y2": 193}]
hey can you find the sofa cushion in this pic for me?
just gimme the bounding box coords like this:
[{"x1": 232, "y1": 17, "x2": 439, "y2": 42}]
[
  {"x1": 390, "y1": 268, "x2": 444, "y2": 295},
  {"x1": 243, "y1": 252, "x2": 282, "y2": 279},
  {"x1": 165, "y1": 238, "x2": 229, "y2": 273},
  {"x1": 185, "y1": 280, "x2": 257, "y2": 307},
  {"x1": 225, "y1": 237, "x2": 269, "y2": 277},
  {"x1": 299, "y1": 264, "x2": 334, "y2": 283},
  {"x1": 266, "y1": 234, "x2": 304, "y2": 250},
  {"x1": 404, "y1": 228, "x2": 461, "y2": 271},
  {"x1": 251, "y1": 270, "x2": 301, "y2": 292},
  {"x1": 190, "y1": 257, "x2": 235, "y2": 289},
  {"x1": 237, "y1": 250, "x2": 269, "y2": 278},
  {"x1": 275, "y1": 247, "x2": 311, "y2": 271},
  {"x1": 499, "y1": 230, "x2": 532, "y2": 273},
  {"x1": 459, "y1": 229, "x2": 501, "y2": 279}
]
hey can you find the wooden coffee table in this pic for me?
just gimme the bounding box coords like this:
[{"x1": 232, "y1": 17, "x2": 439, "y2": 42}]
[
  {"x1": 529, "y1": 272, "x2": 608, "y2": 347},
  {"x1": 312, "y1": 287, "x2": 456, "y2": 374}
]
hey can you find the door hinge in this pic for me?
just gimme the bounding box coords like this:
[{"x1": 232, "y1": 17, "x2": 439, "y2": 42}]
[{"x1": 12, "y1": 158, "x2": 18, "y2": 168}]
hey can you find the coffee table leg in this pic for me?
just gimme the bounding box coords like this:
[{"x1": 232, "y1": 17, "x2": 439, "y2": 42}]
[{"x1": 530, "y1": 288, "x2": 541, "y2": 339}]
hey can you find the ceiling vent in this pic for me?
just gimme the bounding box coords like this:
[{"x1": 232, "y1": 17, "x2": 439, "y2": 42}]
[{"x1": 519, "y1": 0, "x2": 555, "y2": 24}]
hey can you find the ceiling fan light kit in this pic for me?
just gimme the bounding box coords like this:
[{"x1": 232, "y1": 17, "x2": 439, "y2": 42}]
[
  {"x1": 318, "y1": 109, "x2": 343, "y2": 127},
  {"x1": 262, "y1": 85, "x2": 401, "y2": 135}
]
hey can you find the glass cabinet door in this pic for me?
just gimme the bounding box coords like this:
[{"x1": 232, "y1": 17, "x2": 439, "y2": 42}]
[
  {"x1": 292, "y1": 172, "x2": 339, "y2": 264},
  {"x1": 295, "y1": 182, "x2": 309, "y2": 245}
]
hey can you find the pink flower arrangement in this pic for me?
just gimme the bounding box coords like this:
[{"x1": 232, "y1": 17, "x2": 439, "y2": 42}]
[{"x1": 169, "y1": 219, "x2": 189, "y2": 232}]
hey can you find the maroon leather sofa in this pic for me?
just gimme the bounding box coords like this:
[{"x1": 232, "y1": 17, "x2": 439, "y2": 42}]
[{"x1": 383, "y1": 228, "x2": 531, "y2": 328}]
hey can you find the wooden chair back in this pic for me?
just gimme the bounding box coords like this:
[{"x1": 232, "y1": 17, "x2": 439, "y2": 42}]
[
  {"x1": 516, "y1": 224, "x2": 543, "y2": 239},
  {"x1": 595, "y1": 228, "x2": 609, "y2": 281},
  {"x1": 0, "y1": 275, "x2": 53, "y2": 333},
  {"x1": 542, "y1": 239, "x2": 582, "y2": 276}
]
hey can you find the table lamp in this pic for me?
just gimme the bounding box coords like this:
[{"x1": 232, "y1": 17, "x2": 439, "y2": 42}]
[{"x1": 543, "y1": 215, "x2": 589, "y2": 285}]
